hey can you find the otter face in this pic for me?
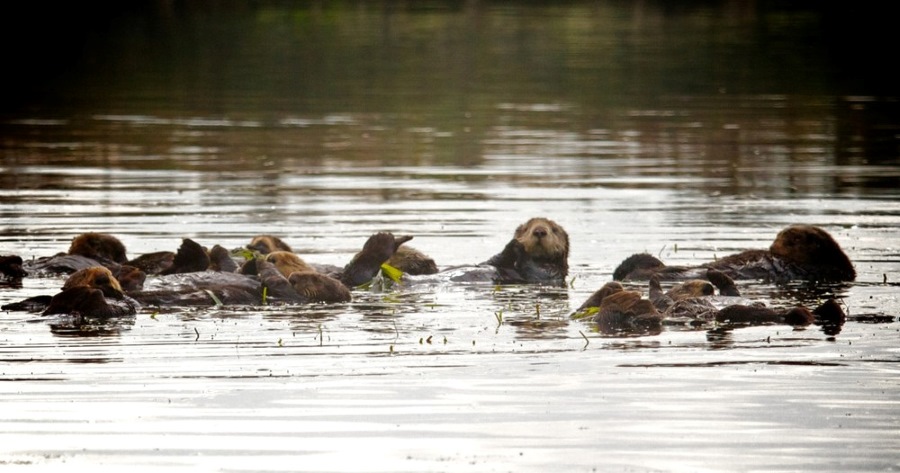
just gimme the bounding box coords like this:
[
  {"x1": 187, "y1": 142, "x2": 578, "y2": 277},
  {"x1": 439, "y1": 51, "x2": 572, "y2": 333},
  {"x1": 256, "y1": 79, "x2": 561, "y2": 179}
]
[
  {"x1": 69, "y1": 233, "x2": 128, "y2": 264},
  {"x1": 63, "y1": 266, "x2": 124, "y2": 299},
  {"x1": 265, "y1": 251, "x2": 314, "y2": 278},
  {"x1": 513, "y1": 217, "x2": 569, "y2": 261},
  {"x1": 769, "y1": 225, "x2": 855, "y2": 280},
  {"x1": 248, "y1": 235, "x2": 293, "y2": 254}
]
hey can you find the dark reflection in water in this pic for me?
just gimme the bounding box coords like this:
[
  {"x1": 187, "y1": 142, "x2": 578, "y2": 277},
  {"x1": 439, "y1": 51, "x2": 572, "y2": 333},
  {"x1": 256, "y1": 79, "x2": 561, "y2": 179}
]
[{"x1": 2, "y1": 1, "x2": 899, "y2": 198}]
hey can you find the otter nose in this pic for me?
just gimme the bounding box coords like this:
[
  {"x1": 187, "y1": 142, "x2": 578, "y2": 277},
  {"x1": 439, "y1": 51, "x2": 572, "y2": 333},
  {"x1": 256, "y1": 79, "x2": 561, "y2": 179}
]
[{"x1": 533, "y1": 227, "x2": 548, "y2": 239}]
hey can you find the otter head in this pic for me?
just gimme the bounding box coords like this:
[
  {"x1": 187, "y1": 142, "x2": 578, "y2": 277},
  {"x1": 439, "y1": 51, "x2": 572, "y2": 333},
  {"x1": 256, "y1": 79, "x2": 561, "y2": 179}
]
[
  {"x1": 63, "y1": 266, "x2": 124, "y2": 299},
  {"x1": 265, "y1": 251, "x2": 314, "y2": 278},
  {"x1": 577, "y1": 281, "x2": 625, "y2": 312},
  {"x1": 666, "y1": 280, "x2": 715, "y2": 301},
  {"x1": 513, "y1": 217, "x2": 569, "y2": 263},
  {"x1": 288, "y1": 272, "x2": 351, "y2": 303},
  {"x1": 248, "y1": 235, "x2": 293, "y2": 254},
  {"x1": 69, "y1": 233, "x2": 128, "y2": 264},
  {"x1": 769, "y1": 225, "x2": 855, "y2": 281}
]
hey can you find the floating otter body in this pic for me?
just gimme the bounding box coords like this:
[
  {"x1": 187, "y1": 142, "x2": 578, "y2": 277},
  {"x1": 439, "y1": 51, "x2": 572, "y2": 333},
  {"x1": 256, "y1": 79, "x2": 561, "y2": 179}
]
[
  {"x1": 484, "y1": 217, "x2": 569, "y2": 285},
  {"x1": 4, "y1": 232, "x2": 410, "y2": 315},
  {"x1": 613, "y1": 225, "x2": 855, "y2": 283},
  {"x1": 388, "y1": 246, "x2": 438, "y2": 275},
  {"x1": 23, "y1": 232, "x2": 131, "y2": 276},
  {"x1": 576, "y1": 269, "x2": 843, "y2": 334},
  {"x1": 131, "y1": 232, "x2": 409, "y2": 306},
  {"x1": 1, "y1": 255, "x2": 27, "y2": 280},
  {"x1": 48, "y1": 266, "x2": 139, "y2": 317}
]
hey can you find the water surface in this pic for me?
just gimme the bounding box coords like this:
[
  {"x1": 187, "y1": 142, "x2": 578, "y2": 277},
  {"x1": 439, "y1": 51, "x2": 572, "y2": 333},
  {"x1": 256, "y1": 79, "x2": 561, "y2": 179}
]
[{"x1": 1, "y1": 2, "x2": 899, "y2": 472}]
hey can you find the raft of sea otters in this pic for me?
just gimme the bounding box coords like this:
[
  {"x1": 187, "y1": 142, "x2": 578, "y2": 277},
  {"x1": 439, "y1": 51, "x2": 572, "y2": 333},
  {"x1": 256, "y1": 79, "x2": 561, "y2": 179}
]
[{"x1": 0, "y1": 218, "x2": 852, "y2": 333}]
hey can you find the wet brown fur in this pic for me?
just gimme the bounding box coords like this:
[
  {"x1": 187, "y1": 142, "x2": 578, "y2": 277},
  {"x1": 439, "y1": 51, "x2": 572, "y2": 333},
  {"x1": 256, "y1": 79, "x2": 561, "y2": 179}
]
[
  {"x1": 289, "y1": 272, "x2": 352, "y2": 303},
  {"x1": 68, "y1": 233, "x2": 128, "y2": 264},
  {"x1": 388, "y1": 246, "x2": 438, "y2": 275},
  {"x1": 513, "y1": 217, "x2": 569, "y2": 262},
  {"x1": 1, "y1": 255, "x2": 27, "y2": 279},
  {"x1": 248, "y1": 235, "x2": 293, "y2": 254},
  {"x1": 614, "y1": 225, "x2": 855, "y2": 283},
  {"x1": 266, "y1": 251, "x2": 315, "y2": 278},
  {"x1": 63, "y1": 266, "x2": 124, "y2": 298}
]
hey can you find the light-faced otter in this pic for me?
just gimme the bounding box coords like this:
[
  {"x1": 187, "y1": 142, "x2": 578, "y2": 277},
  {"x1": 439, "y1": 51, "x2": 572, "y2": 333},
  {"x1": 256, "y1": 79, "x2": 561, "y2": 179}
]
[
  {"x1": 247, "y1": 235, "x2": 293, "y2": 254},
  {"x1": 265, "y1": 251, "x2": 315, "y2": 277},
  {"x1": 483, "y1": 217, "x2": 569, "y2": 285},
  {"x1": 41, "y1": 267, "x2": 139, "y2": 317},
  {"x1": 613, "y1": 225, "x2": 855, "y2": 283}
]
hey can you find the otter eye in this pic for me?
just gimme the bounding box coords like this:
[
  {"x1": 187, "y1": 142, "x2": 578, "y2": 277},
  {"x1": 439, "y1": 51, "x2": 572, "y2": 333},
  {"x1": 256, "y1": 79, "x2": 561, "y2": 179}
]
[{"x1": 96, "y1": 275, "x2": 109, "y2": 285}]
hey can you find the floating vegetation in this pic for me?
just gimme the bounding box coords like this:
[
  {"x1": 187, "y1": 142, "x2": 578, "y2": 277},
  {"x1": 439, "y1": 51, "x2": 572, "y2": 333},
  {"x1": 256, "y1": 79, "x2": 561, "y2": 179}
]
[
  {"x1": 571, "y1": 306, "x2": 599, "y2": 321},
  {"x1": 380, "y1": 263, "x2": 403, "y2": 284}
]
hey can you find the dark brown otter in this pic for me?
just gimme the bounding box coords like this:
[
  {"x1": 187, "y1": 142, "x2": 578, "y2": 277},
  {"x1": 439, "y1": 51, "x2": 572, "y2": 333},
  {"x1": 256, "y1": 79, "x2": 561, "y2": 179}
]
[
  {"x1": 580, "y1": 287, "x2": 663, "y2": 333},
  {"x1": 131, "y1": 232, "x2": 409, "y2": 307},
  {"x1": 159, "y1": 238, "x2": 210, "y2": 275},
  {"x1": 208, "y1": 245, "x2": 238, "y2": 273},
  {"x1": 613, "y1": 225, "x2": 855, "y2": 283},
  {"x1": 388, "y1": 246, "x2": 438, "y2": 275},
  {"x1": 335, "y1": 233, "x2": 414, "y2": 287},
  {"x1": 577, "y1": 268, "x2": 839, "y2": 330},
  {"x1": 649, "y1": 269, "x2": 740, "y2": 312},
  {"x1": 112, "y1": 265, "x2": 147, "y2": 292},
  {"x1": 288, "y1": 272, "x2": 351, "y2": 303},
  {"x1": 127, "y1": 251, "x2": 175, "y2": 275},
  {"x1": 483, "y1": 217, "x2": 569, "y2": 285},
  {"x1": 24, "y1": 232, "x2": 128, "y2": 275},
  {"x1": 1, "y1": 255, "x2": 27, "y2": 279},
  {"x1": 68, "y1": 232, "x2": 129, "y2": 265}
]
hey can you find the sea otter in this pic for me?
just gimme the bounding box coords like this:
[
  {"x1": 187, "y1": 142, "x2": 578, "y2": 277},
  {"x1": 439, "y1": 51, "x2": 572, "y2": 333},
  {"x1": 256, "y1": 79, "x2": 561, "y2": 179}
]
[
  {"x1": 3, "y1": 232, "x2": 410, "y2": 314},
  {"x1": 613, "y1": 225, "x2": 855, "y2": 283},
  {"x1": 484, "y1": 217, "x2": 569, "y2": 285},
  {"x1": 575, "y1": 272, "x2": 843, "y2": 334},
  {"x1": 247, "y1": 235, "x2": 293, "y2": 254},
  {"x1": 1, "y1": 255, "x2": 27, "y2": 280},
  {"x1": 388, "y1": 246, "x2": 438, "y2": 275},
  {"x1": 130, "y1": 232, "x2": 409, "y2": 307},
  {"x1": 2, "y1": 266, "x2": 141, "y2": 317},
  {"x1": 395, "y1": 217, "x2": 569, "y2": 286},
  {"x1": 22, "y1": 232, "x2": 131, "y2": 275}
]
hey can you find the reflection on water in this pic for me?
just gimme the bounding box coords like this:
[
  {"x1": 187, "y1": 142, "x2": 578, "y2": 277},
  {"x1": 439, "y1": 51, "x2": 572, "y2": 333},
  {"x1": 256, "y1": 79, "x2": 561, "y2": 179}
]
[{"x1": 1, "y1": 1, "x2": 900, "y2": 471}]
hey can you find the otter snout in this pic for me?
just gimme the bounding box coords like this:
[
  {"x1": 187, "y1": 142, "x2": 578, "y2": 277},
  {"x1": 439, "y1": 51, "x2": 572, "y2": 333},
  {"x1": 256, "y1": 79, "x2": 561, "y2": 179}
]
[{"x1": 532, "y1": 226, "x2": 548, "y2": 239}]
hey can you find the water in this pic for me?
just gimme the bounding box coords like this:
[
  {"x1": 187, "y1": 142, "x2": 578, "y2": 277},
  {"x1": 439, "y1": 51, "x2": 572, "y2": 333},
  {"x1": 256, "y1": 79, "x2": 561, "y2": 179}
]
[{"x1": 1, "y1": 2, "x2": 899, "y2": 471}]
